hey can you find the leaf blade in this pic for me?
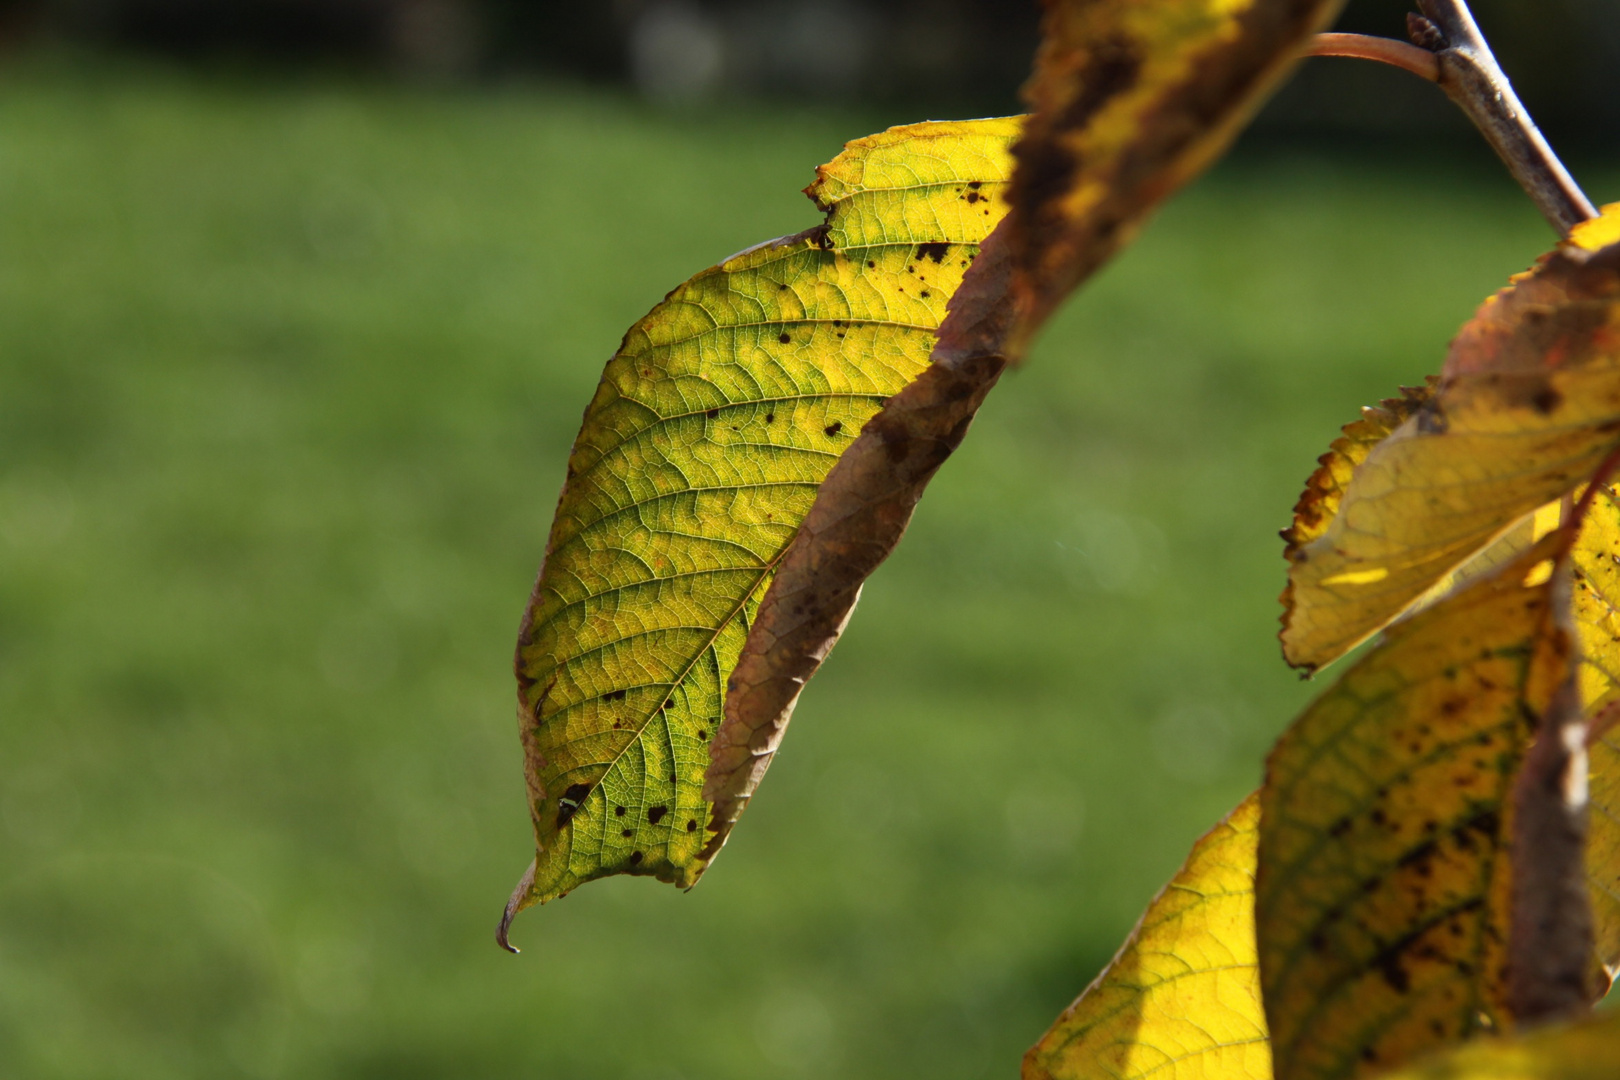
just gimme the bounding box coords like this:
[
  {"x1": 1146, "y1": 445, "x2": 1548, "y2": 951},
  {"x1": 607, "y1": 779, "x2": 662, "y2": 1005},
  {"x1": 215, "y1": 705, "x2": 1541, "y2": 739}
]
[
  {"x1": 507, "y1": 119, "x2": 1022, "y2": 922},
  {"x1": 1259, "y1": 534, "x2": 1578, "y2": 1080}
]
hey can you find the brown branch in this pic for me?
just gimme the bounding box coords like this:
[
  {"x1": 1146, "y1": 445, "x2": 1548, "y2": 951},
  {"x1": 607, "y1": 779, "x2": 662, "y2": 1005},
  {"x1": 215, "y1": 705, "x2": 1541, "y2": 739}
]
[
  {"x1": 1414, "y1": 1, "x2": 1597, "y2": 236},
  {"x1": 1301, "y1": 6, "x2": 1597, "y2": 237},
  {"x1": 1305, "y1": 33, "x2": 1439, "y2": 81}
]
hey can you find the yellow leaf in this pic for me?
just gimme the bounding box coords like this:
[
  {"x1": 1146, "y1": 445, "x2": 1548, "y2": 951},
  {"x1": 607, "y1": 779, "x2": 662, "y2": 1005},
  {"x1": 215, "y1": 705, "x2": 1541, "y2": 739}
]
[
  {"x1": 1370, "y1": 1008, "x2": 1620, "y2": 1080},
  {"x1": 1259, "y1": 534, "x2": 1576, "y2": 1080},
  {"x1": 1008, "y1": 0, "x2": 1345, "y2": 343},
  {"x1": 1025, "y1": 794, "x2": 1270, "y2": 1080},
  {"x1": 503, "y1": 118, "x2": 1021, "y2": 929},
  {"x1": 1567, "y1": 483, "x2": 1620, "y2": 986},
  {"x1": 1281, "y1": 207, "x2": 1620, "y2": 672}
]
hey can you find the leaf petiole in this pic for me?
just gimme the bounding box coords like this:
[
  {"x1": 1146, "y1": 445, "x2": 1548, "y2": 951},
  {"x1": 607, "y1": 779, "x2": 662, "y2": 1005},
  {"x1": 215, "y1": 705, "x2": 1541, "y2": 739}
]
[{"x1": 1304, "y1": 2, "x2": 1597, "y2": 237}]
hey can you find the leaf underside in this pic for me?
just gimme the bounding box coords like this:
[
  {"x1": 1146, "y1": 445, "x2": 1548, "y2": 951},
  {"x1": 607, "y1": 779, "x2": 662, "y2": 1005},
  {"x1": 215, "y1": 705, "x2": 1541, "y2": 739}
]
[{"x1": 508, "y1": 118, "x2": 1021, "y2": 915}]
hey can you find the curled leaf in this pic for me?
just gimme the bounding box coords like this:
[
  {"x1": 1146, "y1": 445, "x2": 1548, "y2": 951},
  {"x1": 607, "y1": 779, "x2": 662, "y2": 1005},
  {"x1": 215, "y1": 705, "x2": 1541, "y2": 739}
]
[{"x1": 503, "y1": 118, "x2": 1021, "y2": 932}]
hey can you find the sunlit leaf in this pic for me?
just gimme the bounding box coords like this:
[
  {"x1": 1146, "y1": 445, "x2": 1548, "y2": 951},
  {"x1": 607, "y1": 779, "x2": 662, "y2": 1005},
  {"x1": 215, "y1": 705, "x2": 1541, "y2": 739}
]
[
  {"x1": 1370, "y1": 1007, "x2": 1620, "y2": 1080},
  {"x1": 1259, "y1": 534, "x2": 1577, "y2": 1080},
  {"x1": 1283, "y1": 207, "x2": 1620, "y2": 670},
  {"x1": 1024, "y1": 794, "x2": 1270, "y2": 1080},
  {"x1": 1007, "y1": 0, "x2": 1345, "y2": 345},
  {"x1": 1281, "y1": 206, "x2": 1620, "y2": 673},
  {"x1": 501, "y1": 118, "x2": 1021, "y2": 935}
]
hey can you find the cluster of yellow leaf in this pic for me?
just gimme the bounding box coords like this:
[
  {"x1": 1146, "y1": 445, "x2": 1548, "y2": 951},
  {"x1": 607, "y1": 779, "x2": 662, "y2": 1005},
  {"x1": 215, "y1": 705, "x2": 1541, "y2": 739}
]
[{"x1": 1035, "y1": 212, "x2": 1620, "y2": 1080}]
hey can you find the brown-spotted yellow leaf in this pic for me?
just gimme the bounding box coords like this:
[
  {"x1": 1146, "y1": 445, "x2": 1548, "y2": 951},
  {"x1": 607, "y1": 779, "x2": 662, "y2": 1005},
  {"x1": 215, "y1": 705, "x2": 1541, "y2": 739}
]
[
  {"x1": 1281, "y1": 205, "x2": 1620, "y2": 673},
  {"x1": 1024, "y1": 794, "x2": 1270, "y2": 1080},
  {"x1": 1566, "y1": 483, "x2": 1620, "y2": 987},
  {"x1": 502, "y1": 118, "x2": 1021, "y2": 937},
  {"x1": 1342, "y1": 478, "x2": 1620, "y2": 995},
  {"x1": 1008, "y1": 0, "x2": 1345, "y2": 345},
  {"x1": 1369, "y1": 1008, "x2": 1620, "y2": 1080},
  {"x1": 1259, "y1": 533, "x2": 1577, "y2": 1080}
]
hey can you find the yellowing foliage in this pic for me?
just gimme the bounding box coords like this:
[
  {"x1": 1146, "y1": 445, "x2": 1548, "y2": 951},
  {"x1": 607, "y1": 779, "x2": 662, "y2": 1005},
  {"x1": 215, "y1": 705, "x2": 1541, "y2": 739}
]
[
  {"x1": 1025, "y1": 795, "x2": 1270, "y2": 1080},
  {"x1": 1281, "y1": 207, "x2": 1620, "y2": 673},
  {"x1": 505, "y1": 119, "x2": 1020, "y2": 924},
  {"x1": 1567, "y1": 484, "x2": 1620, "y2": 985},
  {"x1": 1260, "y1": 534, "x2": 1576, "y2": 1080}
]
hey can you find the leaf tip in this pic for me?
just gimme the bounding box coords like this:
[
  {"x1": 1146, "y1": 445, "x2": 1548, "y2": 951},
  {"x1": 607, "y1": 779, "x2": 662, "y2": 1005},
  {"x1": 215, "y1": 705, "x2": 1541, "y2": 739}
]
[{"x1": 495, "y1": 857, "x2": 537, "y2": 954}]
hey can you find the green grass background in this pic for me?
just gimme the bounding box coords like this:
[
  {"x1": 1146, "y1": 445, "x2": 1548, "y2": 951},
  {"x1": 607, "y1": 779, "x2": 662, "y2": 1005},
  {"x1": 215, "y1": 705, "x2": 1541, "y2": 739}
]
[{"x1": 0, "y1": 54, "x2": 1602, "y2": 1080}]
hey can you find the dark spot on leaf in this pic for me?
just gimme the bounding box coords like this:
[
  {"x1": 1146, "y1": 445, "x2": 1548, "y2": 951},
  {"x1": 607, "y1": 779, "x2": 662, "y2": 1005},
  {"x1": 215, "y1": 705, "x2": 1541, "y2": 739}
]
[
  {"x1": 967, "y1": 181, "x2": 982, "y2": 190},
  {"x1": 621, "y1": 829, "x2": 633, "y2": 838},
  {"x1": 916, "y1": 242, "x2": 949, "y2": 263},
  {"x1": 765, "y1": 412, "x2": 775, "y2": 423},
  {"x1": 706, "y1": 408, "x2": 719, "y2": 418},
  {"x1": 629, "y1": 851, "x2": 643, "y2": 865},
  {"x1": 615, "y1": 805, "x2": 626, "y2": 817},
  {"x1": 920, "y1": 291, "x2": 930, "y2": 298},
  {"x1": 1329, "y1": 816, "x2": 1351, "y2": 838},
  {"x1": 556, "y1": 782, "x2": 591, "y2": 828},
  {"x1": 602, "y1": 689, "x2": 627, "y2": 702},
  {"x1": 1378, "y1": 954, "x2": 1410, "y2": 993},
  {"x1": 867, "y1": 260, "x2": 875, "y2": 268},
  {"x1": 686, "y1": 819, "x2": 698, "y2": 832},
  {"x1": 825, "y1": 421, "x2": 843, "y2": 436},
  {"x1": 778, "y1": 333, "x2": 791, "y2": 344},
  {"x1": 663, "y1": 698, "x2": 674, "y2": 710},
  {"x1": 1531, "y1": 384, "x2": 1562, "y2": 415},
  {"x1": 697, "y1": 729, "x2": 707, "y2": 740},
  {"x1": 648, "y1": 806, "x2": 668, "y2": 825}
]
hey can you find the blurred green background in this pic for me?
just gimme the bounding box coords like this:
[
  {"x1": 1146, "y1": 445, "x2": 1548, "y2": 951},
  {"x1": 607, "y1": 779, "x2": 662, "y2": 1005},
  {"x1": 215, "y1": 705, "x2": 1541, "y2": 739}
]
[{"x1": 0, "y1": 47, "x2": 1609, "y2": 1080}]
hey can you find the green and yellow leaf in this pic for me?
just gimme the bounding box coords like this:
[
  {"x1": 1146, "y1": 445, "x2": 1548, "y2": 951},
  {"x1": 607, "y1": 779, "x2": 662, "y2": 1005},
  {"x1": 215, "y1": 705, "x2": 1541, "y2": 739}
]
[
  {"x1": 1008, "y1": 0, "x2": 1345, "y2": 344},
  {"x1": 1259, "y1": 534, "x2": 1575, "y2": 1080},
  {"x1": 502, "y1": 118, "x2": 1021, "y2": 932},
  {"x1": 1025, "y1": 794, "x2": 1270, "y2": 1080},
  {"x1": 1370, "y1": 1008, "x2": 1620, "y2": 1080},
  {"x1": 1281, "y1": 205, "x2": 1620, "y2": 673}
]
